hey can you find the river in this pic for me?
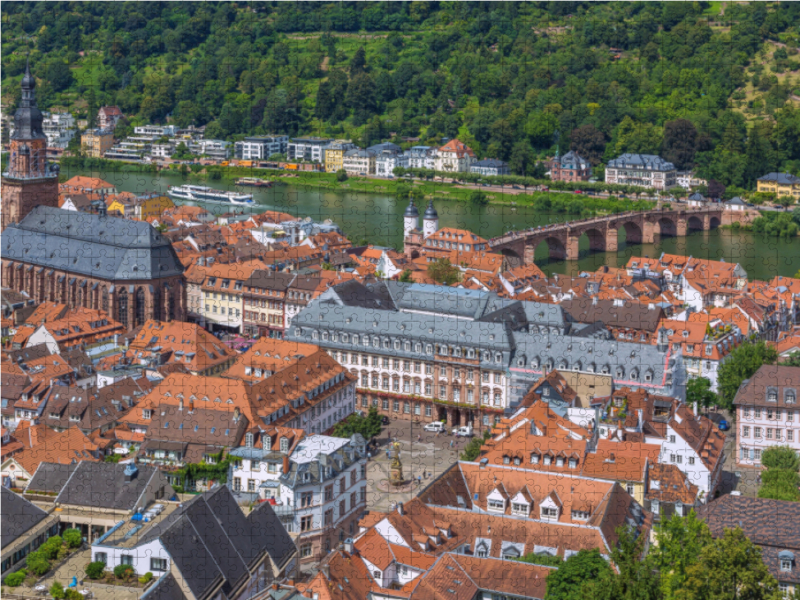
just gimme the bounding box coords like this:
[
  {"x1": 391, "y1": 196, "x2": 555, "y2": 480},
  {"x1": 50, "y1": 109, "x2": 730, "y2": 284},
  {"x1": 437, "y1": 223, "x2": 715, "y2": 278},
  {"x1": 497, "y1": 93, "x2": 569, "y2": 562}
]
[{"x1": 75, "y1": 168, "x2": 800, "y2": 281}]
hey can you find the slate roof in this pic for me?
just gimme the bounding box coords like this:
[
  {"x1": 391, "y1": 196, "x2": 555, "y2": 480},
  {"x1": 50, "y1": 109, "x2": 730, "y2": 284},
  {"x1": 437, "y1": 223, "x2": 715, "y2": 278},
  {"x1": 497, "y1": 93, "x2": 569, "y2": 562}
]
[
  {"x1": 1, "y1": 486, "x2": 50, "y2": 547},
  {"x1": 607, "y1": 153, "x2": 675, "y2": 171},
  {"x1": 140, "y1": 573, "x2": 186, "y2": 600},
  {"x1": 561, "y1": 298, "x2": 664, "y2": 332},
  {"x1": 556, "y1": 151, "x2": 590, "y2": 169},
  {"x1": 25, "y1": 462, "x2": 78, "y2": 494},
  {"x1": 54, "y1": 461, "x2": 162, "y2": 510},
  {"x1": 696, "y1": 494, "x2": 800, "y2": 583},
  {"x1": 2, "y1": 206, "x2": 184, "y2": 280},
  {"x1": 140, "y1": 486, "x2": 295, "y2": 595},
  {"x1": 758, "y1": 172, "x2": 800, "y2": 185},
  {"x1": 472, "y1": 159, "x2": 507, "y2": 168}
]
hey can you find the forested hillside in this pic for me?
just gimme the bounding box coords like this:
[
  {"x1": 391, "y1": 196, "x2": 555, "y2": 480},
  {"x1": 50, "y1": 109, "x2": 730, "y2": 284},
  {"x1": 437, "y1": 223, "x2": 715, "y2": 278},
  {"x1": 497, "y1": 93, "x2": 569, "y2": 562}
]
[{"x1": 3, "y1": 1, "x2": 800, "y2": 188}]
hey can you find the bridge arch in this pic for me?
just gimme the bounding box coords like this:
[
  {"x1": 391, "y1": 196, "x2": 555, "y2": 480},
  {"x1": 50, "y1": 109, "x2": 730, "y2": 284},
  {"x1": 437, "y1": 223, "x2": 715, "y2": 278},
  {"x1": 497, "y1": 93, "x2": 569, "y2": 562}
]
[
  {"x1": 687, "y1": 215, "x2": 704, "y2": 231},
  {"x1": 656, "y1": 216, "x2": 677, "y2": 237},
  {"x1": 710, "y1": 216, "x2": 721, "y2": 229},
  {"x1": 533, "y1": 236, "x2": 567, "y2": 261},
  {"x1": 617, "y1": 220, "x2": 643, "y2": 245},
  {"x1": 577, "y1": 227, "x2": 607, "y2": 254},
  {"x1": 499, "y1": 247, "x2": 523, "y2": 268}
]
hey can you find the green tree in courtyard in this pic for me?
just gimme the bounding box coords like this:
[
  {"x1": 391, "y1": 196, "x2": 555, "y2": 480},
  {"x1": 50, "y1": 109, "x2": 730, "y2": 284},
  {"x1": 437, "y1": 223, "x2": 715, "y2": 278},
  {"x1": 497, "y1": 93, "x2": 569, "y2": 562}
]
[
  {"x1": 717, "y1": 341, "x2": 777, "y2": 411},
  {"x1": 678, "y1": 527, "x2": 783, "y2": 600},
  {"x1": 686, "y1": 377, "x2": 717, "y2": 411},
  {"x1": 427, "y1": 259, "x2": 460, "y2": 285}
]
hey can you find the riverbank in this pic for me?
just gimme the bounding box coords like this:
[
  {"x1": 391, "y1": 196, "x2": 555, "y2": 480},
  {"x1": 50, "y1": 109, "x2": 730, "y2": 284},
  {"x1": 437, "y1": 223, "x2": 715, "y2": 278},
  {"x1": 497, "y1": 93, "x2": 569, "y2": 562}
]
[
  {"x1": 61, "y1": 167, "x2": 800, "y2": 281},
  {"x1": 161, "y1": 163, "x2": 655, "y2": 216}
]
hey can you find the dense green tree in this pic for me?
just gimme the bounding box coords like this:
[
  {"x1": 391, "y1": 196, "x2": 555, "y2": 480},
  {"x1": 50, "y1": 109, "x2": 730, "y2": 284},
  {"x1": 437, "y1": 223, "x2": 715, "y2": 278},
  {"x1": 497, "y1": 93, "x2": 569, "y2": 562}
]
[
  {"x1": 350, "y1": 46, "x2": 367, "y2": 75},
  {"x1": 717, "y1": 341, "x2": 778, "y2": 411},
  {"x1": 686, "y1": 377, "x2": 717, "y2": 411},
  {"x1": 648, "y1": 511, "x2": 712, "y2": 600},
  {"x1": 662, "y1": 119, "x2": 697, "y2": 171},
  {"x1": 678, "y1": 528, "x2": 782, "y2": 600},
  {"x1": 427, "y1": 259, "x2": 460, "y2": 285},
  {"x1": 332, "y1": 406, "x2": 381, "y2": 439},
  {"x1": 758, "y1": 445, "x2": 800, "y2": 502},
  {"x1": 544, "y1": 549, "x2": 613, "y2": 600},
  {"x1": 612, "y1": 116, "x2": 663, "y2": 157},
  {"x1": 570, "y1": 124, "x2": 606, "y2": 166}
]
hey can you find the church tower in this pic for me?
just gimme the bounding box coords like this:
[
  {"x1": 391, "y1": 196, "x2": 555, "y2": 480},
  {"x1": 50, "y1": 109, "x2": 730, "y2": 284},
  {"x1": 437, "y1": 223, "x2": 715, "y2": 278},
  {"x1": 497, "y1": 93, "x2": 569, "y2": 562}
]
[{"x1": 2, "y1": 58, "x2": 59, "y2": 231}]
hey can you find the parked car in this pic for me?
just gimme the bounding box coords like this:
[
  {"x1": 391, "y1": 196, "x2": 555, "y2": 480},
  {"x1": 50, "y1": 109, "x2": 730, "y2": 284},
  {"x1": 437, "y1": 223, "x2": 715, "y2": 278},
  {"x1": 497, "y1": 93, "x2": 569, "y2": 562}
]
[
  {"x1": 452, "y1": 425, "x2": 474, "y2": 437},
  {"x1": 574, "y1": 190, "x2": 583, "y2": 194},
  {"x1": 424, "y1": 421, "x2": 446, "y2": 433},
  {"x1": 718, "y1": 420, "x2": 730, "y2": 431}
]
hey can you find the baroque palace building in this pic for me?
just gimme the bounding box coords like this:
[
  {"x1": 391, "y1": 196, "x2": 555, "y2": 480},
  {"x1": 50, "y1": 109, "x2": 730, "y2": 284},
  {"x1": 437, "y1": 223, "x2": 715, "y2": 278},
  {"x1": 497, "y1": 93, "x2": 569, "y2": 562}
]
[{"x1": 286, "y1": 279, "x2": 683, "y2": 432}]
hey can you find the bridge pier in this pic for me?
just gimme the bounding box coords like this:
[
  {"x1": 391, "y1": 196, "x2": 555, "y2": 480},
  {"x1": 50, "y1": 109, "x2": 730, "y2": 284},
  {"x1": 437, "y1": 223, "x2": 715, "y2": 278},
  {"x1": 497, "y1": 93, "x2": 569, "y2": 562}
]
[
  {"x1": 676, "y1": 219, "x2": 687, "y2": 237},
  {"x1": 566, "y1": 236, "x2": 580, "y2": 261},
  {"x1": 524, "y1": 244, "x2": 536, "y2": 264},
  {"x1": 605, "y1": 228, "x2": 618, "y2": 253},
  {"x1": 642, "y1": 220, "x2": 655, "y2": 244}
]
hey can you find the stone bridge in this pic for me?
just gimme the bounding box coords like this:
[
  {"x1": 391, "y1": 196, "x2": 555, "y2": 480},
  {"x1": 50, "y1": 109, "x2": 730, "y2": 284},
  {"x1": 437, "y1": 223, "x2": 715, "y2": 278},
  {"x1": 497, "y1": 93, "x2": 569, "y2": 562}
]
[{"x1": 488, "y1": 207, "x2": 725, "y2": 264}]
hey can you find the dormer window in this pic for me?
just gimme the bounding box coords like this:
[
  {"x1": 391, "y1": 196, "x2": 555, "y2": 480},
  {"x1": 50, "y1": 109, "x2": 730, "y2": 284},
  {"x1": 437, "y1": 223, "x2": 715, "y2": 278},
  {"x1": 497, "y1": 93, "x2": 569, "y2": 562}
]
[
  {"x1": 245, "y1": 433, "x2": 254, "y2": 448},
  {"x1": 280, "y1": 437, "x2": 289, "y2": 453},
  {"x1": 768, "y1": 388, "x2": 778, "y2": 403},
  {"x1": 487, "y1": 498, "x2": 505, "y2": 512},
  {"x1": 571, "y1": 510, "x2": 590, "y2": 520},
  {"x1": 543, "y1": 454, "x2": 552, "y2": 466},
  {"x1": 780, "y1": 551, "x2": 794, "y2": 572},
  {"x1": 568, "y1": 458, "x2": 578, "y2": 469},
  {"x1": 263, "y1": 435, "x2": 271, "y2": 450},
  {"x1": 787, "y1": 390, "x2": 796, "y2": 404},
  {"x1": 530, "y1": 453, "x2": 540, "y2": 464},
  {"x1": 511, "y1": 502, "x2": 529, "y2": 516},
  {"x1": 541, "y1": 506, "x2": 558, "y2": 520}
]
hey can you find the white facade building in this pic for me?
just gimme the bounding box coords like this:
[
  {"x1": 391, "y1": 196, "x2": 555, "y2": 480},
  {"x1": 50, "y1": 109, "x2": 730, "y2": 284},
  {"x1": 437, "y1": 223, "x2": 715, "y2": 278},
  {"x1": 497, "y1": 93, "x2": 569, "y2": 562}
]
[
  {"x1": 42, "y1": 112, "x2": 76, "y2": 148},
  {"x1": 288, "y1": 137, "x2": 333, "y2": 163},
  {"x1": 230, "y1": 434, "x2": 367, "y2": 563},
  {"x1": 133, "y1": 125, "x2": 178, "y2": 137},
  {"x1": 235, "y1": 136, "x2": 289, "y2": 161}
]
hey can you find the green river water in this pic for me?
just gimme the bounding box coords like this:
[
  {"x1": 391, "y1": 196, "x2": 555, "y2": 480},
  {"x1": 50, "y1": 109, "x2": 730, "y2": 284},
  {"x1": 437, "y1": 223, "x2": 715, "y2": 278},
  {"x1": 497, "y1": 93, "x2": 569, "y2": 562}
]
[{"x1": 79, "y1": 169, "x2": 800, "y2": 281}]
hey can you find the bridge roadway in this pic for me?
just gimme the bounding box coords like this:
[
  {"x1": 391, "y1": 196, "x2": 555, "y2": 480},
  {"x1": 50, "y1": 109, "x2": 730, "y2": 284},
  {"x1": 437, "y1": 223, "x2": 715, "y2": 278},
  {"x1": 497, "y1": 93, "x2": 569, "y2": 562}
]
[{"x1": 488, "y1": 206, "x2": 725, "y2": 264}]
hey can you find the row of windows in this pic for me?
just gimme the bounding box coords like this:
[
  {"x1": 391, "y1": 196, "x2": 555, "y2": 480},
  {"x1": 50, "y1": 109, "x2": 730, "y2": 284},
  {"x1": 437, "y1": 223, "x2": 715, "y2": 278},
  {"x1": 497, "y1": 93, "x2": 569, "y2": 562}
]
[
  {"x1": 358, "y1": 376, "x2": 503, "y2": 404},
  {"x1": 742, "y1": 408, "x2": 796, "y2": 421},
  {"x1": 334, "y1": 352, "x2": 503, "y2": 384},
  {"x1": 741, "y1": 426, "x2": 796, "y2": 442},
  {"x1": 527, "y1": 357, "x2": 655, "y2": 381},
  {"x1": 308, "y1": 329, "x2": 505, "y2": 363},
  {"x1": 360, "y1": 395, "x2": 502, "y2": 426}
]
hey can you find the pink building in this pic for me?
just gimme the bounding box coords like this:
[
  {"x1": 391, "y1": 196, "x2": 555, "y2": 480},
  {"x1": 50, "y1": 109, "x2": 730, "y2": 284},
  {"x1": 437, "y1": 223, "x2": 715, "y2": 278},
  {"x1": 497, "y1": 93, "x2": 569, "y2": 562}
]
[{"x1": 734, "y1": 365, "x2": 800, "y2": 466}]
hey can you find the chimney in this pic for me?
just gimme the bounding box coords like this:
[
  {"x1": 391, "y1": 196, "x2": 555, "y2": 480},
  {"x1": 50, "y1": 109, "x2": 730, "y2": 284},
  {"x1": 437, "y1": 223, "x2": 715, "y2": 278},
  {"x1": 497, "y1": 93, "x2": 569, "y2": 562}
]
[
  {"x1": 233, "y1": 407, "x2": 240, "y2": 422},
  {"x1": 189, "y1": 399, "x2": 194, "y2": 413},
  {"x1": 397, "y1": 502, "x2": 404, "y2": 516},
  {"x1": 123, "y1": 463, "x2": 138, "y2": 482},
  {"x1": 178, "y1": 398, "x2": 184, "y2": 411},
  {"x1": 343, "y1": 538, "x2": 354, "y2": 554},
  {"x1": 282, "y1": 454, "x2": 290, "y2": 475}
]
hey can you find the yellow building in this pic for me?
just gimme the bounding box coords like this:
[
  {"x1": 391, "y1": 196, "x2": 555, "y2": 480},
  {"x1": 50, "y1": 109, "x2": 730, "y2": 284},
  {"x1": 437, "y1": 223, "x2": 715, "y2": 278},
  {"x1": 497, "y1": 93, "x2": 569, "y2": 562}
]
[
  {"x1": 323, "y1": 140, "x2": 356, "y2": 173},
  {"x1": 200, "y1": 263, "x2": 262, "y2": 333},
  {"x1": 81, "y1": 129, "x2": 115, "y2": 158},
  {"x1": 757, "y1": 172, "x2": 800, "y2": 199},
  {"x1": 132, "y1": 194, "x2": 174, "y2": 220},
  {"x1": 106, "y1": 193, "x2": 174, "y2": 220}
]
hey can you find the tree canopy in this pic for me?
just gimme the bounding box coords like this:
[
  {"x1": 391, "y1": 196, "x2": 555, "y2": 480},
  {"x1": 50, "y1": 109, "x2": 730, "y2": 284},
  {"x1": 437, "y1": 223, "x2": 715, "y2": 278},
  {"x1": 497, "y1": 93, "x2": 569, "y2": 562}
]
[{"x1": 5, "y1": 2, "x2": 800, "y2": 182}]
